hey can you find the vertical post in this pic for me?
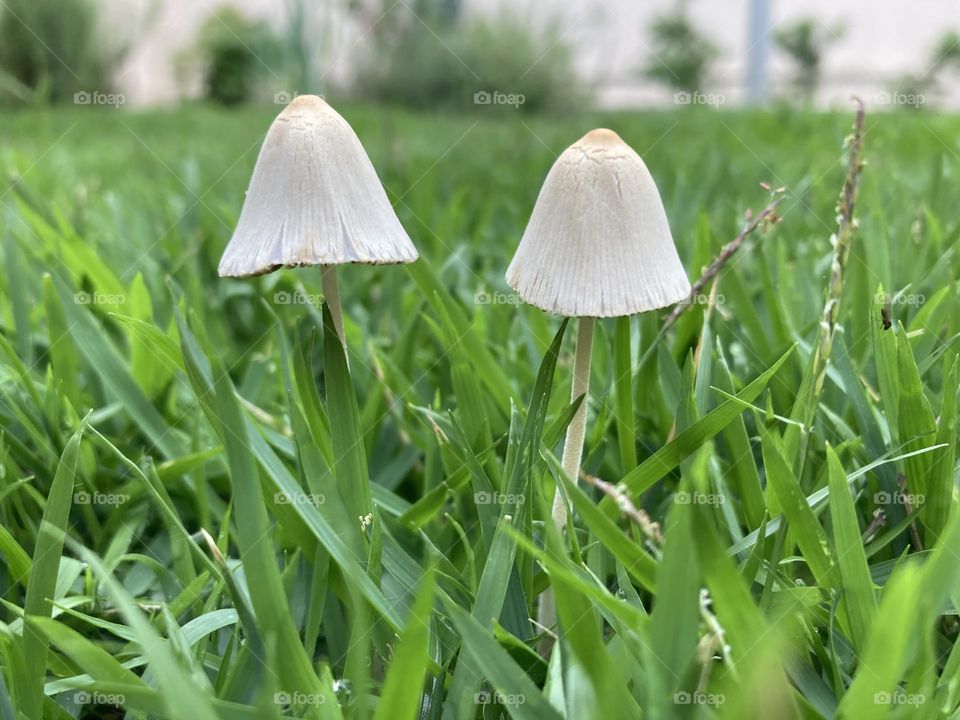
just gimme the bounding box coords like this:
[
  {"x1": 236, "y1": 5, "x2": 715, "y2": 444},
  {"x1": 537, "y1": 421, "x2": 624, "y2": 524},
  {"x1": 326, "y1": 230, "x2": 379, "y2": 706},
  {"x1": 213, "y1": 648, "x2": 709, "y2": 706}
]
[{"x1": 746, "y1": 0, "x2": 771, "y2": 104}]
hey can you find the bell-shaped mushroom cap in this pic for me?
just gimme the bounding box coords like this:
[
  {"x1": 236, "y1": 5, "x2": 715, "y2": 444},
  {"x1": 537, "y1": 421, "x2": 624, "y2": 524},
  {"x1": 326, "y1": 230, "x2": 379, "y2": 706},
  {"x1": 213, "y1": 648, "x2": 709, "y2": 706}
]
[
  {"x1": 219, "y1": 95, "x2": 418, "y2": 277},
  {"x1": 506, "y1": 128, "x2": 690, "y2": 317}
]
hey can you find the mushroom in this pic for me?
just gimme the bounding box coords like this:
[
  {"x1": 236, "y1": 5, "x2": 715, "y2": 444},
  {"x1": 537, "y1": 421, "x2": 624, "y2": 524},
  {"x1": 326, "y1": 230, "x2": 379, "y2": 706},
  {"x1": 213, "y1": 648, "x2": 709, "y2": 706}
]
[
  {"x1": 218, "y1": 94, "x2": 418, "y2": 349},
  {"x1": 507, "y1": 128, "x2": 690, "y2": 529}
]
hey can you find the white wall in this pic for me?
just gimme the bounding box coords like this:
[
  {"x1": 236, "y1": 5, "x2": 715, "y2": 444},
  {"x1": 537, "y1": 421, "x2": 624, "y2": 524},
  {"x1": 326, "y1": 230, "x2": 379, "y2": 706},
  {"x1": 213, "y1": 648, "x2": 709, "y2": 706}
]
[{"x1": 103, "y1": 0, "x2": 960, "y2": 108}]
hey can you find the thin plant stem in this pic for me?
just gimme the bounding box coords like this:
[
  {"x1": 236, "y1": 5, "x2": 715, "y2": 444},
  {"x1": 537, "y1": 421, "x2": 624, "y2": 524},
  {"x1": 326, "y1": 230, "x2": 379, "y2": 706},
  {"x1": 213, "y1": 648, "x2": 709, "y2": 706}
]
[
  {"x1": 785, "y1": 97, "x2": 865, "y2": 466},
  {"x1": 810, "y1": 96, "x2": 866, "y2": 401},
  {"x1": 538, "y1": 316, "x2": 594, "y2": 656},
  {"x1": 535, "y1": 591, "x2": 558, "y2": 657},
  {"x1": 663, "y1": 193, "x2": 784, "y2": 329},
  {"x1": 632, "y1": 191, "x2": 784, "y2": 376},
  {"x1": 553, "y1": 316, "x2": 595, "y2": 528},
  {"x1": 322, "y1": 265, "x2": 347, "y2": 359}
]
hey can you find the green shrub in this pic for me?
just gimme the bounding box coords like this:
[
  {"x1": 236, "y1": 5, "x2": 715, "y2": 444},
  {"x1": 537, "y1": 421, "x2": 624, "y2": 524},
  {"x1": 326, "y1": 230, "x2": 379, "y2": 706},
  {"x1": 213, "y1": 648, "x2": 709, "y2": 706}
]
[
  {"x1": 0, "y1": 0, "x2": 112, "y2": 104},
  {"x1": 457, "y1": 13, "x2": 586, "y2": 113},
  {"x1": 888, "y1": 31, "x2": 960, "y2": 110},
  {"x1": 188, "y1": 5, "x2": 282, "y2": 106},
  {"x1": 354, "y1": 5, "x2": 585, "y2": 113},
  {"x1": 642, "y1": 7, "x2": 717, "y2": 92},
  {"x1": 774, "y1": 19, "x2": 842, "y2": 102}
]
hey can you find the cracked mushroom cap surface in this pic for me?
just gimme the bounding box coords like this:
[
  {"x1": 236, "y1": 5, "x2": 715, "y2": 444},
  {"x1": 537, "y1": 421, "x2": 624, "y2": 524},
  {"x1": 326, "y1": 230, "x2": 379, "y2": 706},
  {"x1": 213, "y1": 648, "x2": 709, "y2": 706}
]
[
  {"x1": 506, "y1": 128, "x2": 690, "y2": 317},
  {"x1": 218, "y1": 94, "x2": 418, "y2": 277}
]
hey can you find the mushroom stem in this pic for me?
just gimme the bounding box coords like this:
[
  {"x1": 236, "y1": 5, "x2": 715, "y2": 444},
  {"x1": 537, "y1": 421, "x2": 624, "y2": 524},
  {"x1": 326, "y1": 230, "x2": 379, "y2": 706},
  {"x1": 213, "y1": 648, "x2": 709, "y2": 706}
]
[
  {"x1": 538, "y1": 316, "x2": 595, "y2": 656},
  {"x1": 553, "y1": 315, "x2": 595, "y2": 528},
  {"x1": 321, "y1": 265, "x2": 347, "y2": 355}
]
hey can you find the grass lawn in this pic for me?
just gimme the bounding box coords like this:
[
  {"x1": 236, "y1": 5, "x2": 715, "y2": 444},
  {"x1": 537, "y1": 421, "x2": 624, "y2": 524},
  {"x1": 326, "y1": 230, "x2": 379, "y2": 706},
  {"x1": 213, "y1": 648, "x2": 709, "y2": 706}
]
[{"x1": 1, "y1": 102, "x2": 959, "y2": 719}]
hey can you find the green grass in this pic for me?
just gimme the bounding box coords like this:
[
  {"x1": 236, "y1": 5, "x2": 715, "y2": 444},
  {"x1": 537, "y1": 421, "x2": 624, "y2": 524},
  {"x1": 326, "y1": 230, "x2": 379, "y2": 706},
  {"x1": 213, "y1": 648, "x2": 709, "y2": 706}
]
[{"x1": 0, "y1": 101, "x2": 959, "y2": 719}]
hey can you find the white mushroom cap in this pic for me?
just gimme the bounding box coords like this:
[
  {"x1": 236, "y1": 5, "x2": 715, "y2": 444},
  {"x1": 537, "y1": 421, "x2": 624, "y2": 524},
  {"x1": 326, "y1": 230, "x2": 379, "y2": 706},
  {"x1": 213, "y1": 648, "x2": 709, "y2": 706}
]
[
  {"x1": 506, "y1": 128, "x2": 690, "y2": 317},
  {"x1": 218, "y1": 95, "x2": 418, "y2": 277}
]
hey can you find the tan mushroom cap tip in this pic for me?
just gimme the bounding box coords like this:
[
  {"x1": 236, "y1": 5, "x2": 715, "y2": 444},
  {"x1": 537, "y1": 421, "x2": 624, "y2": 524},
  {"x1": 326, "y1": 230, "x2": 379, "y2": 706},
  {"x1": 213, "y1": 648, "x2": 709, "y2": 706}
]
[
  {"x1": 505, "y1": 128, "x2": 690, "y2": 318},
  {"x1": 578, "y1": 127, "x2": 623, "y2": 147},
  {"x1": 279, "y1": 94, "x2": 332, "y2": 119},
  {"x1": 217, "y1": 96, "x2": 418, "y2": 278},
  {"x1": 287, "y1": 93, "x2": 326, "y2": 108}
]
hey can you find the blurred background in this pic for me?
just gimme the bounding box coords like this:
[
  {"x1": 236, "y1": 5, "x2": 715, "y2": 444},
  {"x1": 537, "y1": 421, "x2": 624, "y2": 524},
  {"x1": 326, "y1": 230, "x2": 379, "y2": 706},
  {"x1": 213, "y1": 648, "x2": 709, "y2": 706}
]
[{"x1": 0, "y1": 0, "x2": 957, "y2": 112}]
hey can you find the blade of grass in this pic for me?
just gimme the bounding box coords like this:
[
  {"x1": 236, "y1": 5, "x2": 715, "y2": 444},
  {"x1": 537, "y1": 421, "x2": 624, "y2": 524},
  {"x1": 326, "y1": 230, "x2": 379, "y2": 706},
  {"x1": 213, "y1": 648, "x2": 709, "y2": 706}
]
[
  {"x1": 760, "y1": 428, "x2": 837, "y2": 586},
  {"x1": 177, "y1": 312, "x2": 403, "y2": 630},
  {"x1": 613, "y1": 316, "x2": 637, "y2": 473},
  {"x1": 825, "y1": 444, "x2": 876, "y2": 652},
  {"x1": 70, "y1": 543, "x2": 220, "y2": 720},
  {"x1": 610, "y1": 344, "x2": 795, "y2": 504},
  {"x1": 373, "y1": 564, "x2": 436, "y2": 720},
  {"x1": 927, "y1": 354, "x2": 958, "y2": 543},
  {"x1": 54, "y1": 276, "x2": 184, "y2": 458},
  {"x1": 835, "y1": 564, "x2": 921, "y2": 720},
  {"x1": 441, "y1": 598, "x2": 563, "y2": 720},
  {"x1": 323, "y1": 302, "x2": 373, "y2": 524},
  {"x1": 20, "y1": 423, "x2": 83, "y2": 720},
  {"x1": 445, "y1": 319, "x2": 567, "y2": 719},
  {"x1": 896, "y1": 322, "x2": 938, "y2": 528},
  {"x1": 213, "y1": 357, "x2": 322, "y2": 713}
]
